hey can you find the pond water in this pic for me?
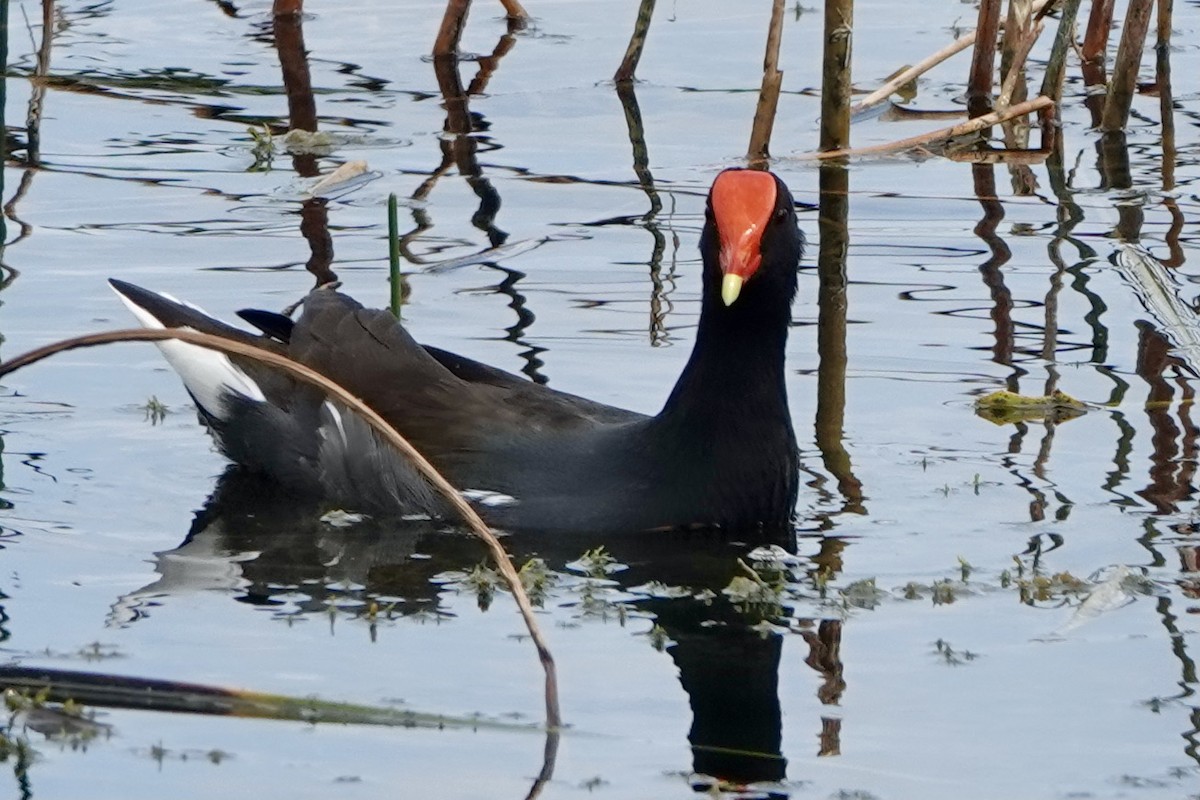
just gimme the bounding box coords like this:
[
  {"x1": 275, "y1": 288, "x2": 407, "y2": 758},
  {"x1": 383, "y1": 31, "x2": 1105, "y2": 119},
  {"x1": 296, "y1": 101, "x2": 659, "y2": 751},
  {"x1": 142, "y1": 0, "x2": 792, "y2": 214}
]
[{"x1": 2, "y1": 0, "x2": 1200, "y2": 797}]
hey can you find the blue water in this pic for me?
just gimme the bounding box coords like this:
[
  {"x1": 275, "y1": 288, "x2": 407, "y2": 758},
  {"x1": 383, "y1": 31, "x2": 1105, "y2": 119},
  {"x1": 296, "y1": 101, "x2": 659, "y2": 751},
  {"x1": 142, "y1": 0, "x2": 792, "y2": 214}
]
[{"x1": 3, "y1": 1, "x2": 1200, "y2": 797}]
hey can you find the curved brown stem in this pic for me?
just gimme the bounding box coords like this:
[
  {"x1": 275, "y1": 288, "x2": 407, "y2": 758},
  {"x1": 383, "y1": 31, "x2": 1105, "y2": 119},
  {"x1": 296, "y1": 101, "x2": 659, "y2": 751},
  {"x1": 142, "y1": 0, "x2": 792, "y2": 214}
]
[{"x1": 0, "y1": 327, "x2": 561, "y2": 731}]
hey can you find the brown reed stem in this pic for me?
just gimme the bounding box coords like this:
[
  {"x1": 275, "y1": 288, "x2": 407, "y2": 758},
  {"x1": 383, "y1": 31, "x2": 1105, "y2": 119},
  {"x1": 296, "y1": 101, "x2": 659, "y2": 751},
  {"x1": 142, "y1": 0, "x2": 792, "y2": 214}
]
[
  {"x1": 1039, "y1": 0, "x2": 1083, "y2": 106},
  {"x1": 819, "y1": 0, "x2": 854, "y2": 152},
  {"x1": 998, "y1": 0, "x2": 1033, "y2": 109},
  {"x1": 0, "y1": 327, "x2": 561, "y2": 731},
  {"x1": 997, "y1": 17, "x2": 1043, "y2": 111},
  {"x1": 498, "y1": 0, "x2": 529, "y2": 24},
  {"x1": 850, "y1": 32, "x2": 975, "y2": 116},
  {"x1": 1157, "y1": 0, "x2": 1176, "y2": 191},
  {"x1": 614, "y1": 0, "x2": 656, "y2": 83},
  {"x1": 1082, "y1": 0, "x2": 1116, "y2": 65},
  {"x1": 851, "y1": 0, "x2": 1052, "y2": 116},
  {"x1": 748, "y1": 0, "x2": 787, "y2": 165},
  {"x1": 1101, "y1": 0, "x2": 1154, "y2": 131},
  {"x1": 798, "y1": 95, "x2": 1053, "y2": 161},
  {"x1": 434, "y1": 0, "x2": 471, "y2": 58},
  {"x1": 966, "y1": 0, "x2": 1002, "y2": 117}
]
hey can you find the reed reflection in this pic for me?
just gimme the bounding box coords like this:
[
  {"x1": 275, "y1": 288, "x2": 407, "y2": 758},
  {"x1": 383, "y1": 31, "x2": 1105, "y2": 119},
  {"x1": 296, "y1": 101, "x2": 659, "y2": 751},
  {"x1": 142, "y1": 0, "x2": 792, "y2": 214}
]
[
  {"x1": 814, "y1": 163, "x2": 864, "y2": 514},
  {"x1": 270, "y1": 1, "x2": 337, "y2": 285},
  {"x1": 614, "y1": 82, "x2": 674, "y2": 346}
]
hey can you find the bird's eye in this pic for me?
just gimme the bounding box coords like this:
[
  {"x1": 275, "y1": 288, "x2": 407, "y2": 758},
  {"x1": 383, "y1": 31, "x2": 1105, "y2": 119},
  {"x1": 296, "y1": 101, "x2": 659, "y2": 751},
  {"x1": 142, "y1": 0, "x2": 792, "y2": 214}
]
[{"x1": 774, "y1": 207, "x2": 788, "y2": 222}]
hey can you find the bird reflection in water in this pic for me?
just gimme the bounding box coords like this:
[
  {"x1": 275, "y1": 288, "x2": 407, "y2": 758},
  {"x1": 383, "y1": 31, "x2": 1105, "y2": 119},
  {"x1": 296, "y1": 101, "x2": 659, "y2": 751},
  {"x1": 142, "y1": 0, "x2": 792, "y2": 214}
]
[{"x1": 110, "y1": 467, "x2": 846, "y2": 793}]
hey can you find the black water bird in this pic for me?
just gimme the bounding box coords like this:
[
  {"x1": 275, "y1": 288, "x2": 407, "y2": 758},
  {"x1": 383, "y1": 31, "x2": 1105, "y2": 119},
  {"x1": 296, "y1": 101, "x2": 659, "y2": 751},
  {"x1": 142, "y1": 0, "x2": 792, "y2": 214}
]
[{"x1": 111, "y1": 168, "x2": 803, "y2": 535}]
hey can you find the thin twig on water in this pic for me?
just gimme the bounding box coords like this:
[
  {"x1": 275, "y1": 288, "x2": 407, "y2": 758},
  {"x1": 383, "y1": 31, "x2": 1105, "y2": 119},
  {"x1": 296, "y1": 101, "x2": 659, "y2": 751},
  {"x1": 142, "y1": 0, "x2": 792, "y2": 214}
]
[{"x1": 0, "y1": 327, "x2": 561, "y2": 731}]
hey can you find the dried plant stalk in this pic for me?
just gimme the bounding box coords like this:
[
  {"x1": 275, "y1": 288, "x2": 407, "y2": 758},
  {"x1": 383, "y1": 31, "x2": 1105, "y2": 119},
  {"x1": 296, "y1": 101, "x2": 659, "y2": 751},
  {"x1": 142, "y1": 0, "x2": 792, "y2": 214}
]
[
  {"x1": 614, "y1": 0, "x2": 657, "y2": 83},
  {"x1": 748, "y1": 0, "x2": 787, "y2": 165},
  {"x1": 966, "y1": 0, "x2": 1003, "y2": 117},
  {"x1": 1101, "y1": 0, "x2": 1154, "y2": 131},
  {"x1": 0, "y1": 327, "x2": 562, "y2": 731},
  {"x1": 799, "y1": 95, "x2": 1054, "y2": 161},
  {"x1": 819, "y1": 0, "x2": 855, "y2": 152}
]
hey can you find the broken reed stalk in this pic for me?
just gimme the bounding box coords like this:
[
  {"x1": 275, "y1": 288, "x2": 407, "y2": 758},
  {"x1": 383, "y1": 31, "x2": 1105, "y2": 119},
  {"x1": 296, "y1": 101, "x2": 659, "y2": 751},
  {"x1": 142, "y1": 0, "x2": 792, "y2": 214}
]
[
  {"x1": 819, "y1": 0, "x2": 854, "y2": 152},
  {"x1": 497, "y1": 0, "x2": 529, "y2": 25},
  {"x1": 1156, "y1": 0, "x2": 1176, "y2": 193},
  {"x1": 797, "y1": 94, "x2": 1053, "y2": 161},
  {"x1": 613, "y1": 0, "x2": 656, "y2": 83},
  {"x1": 1082, "y1": 0, "x2": 1116, "y2": 65},
  {"x1": 0, "y1": 327, "x2": 561, "y2": 731},
  {"x1": 966, "y1": 0, "x2": 1002, "y2": 117},
  {"x1": 1100, "y1": 0, "x2": 1154, "y2": 131},
  {"x1": 996, "y1": 17, "x2": 1043, "y2": 111},
  {"x1": 434, "y1": 0, "x2": 471, "y2": 58},
  {"x1": 997, "y1": 0, "x2": 1035, "y2": 111},
  {"x1": 850, "y1": 32, "x2": 975, "y2": 116},
  {"x1": 1039, "y1": 0, "x2": 1084, "y2": 106},
  {"x1": 747, "y1": 0, "x2": 786, "y2": 166},
  {"x1": 850, "y1": 0, "x2": 1051, "y2": 117}
]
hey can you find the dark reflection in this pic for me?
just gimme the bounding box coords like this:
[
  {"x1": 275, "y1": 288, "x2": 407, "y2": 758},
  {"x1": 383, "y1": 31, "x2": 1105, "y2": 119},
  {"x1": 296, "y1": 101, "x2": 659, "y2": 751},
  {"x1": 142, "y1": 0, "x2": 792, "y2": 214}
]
[
  {"x1": 108, "y1": 468, "x2": 849, "y2": 792},
  {"x1": 814, "y1": 163, "x2": 864, "y2": 514},
  {"x1": 1, "y1": 0, "x2": 56, "y2": 286},
  {"x1": 492, "y1": 265, "x2": 549, "y2": 384},
  {"x1": 972, "y1": 163, "x2": 1017, "y2": 391},
  {"x1": 800, "y1": 619, "x2": 844, "y2": 755},
  {"x1": 428, "y1": 50, "x2": 511, "y2": 249},
  {"x1": 1134, "y1": 321, "x2": 1199, "y2": 514},
  {"x1": 269, "y1": 4, "x2": 337, "y2": 286},
  {"x1": 653, "y1": 600, "x2": 788, "y2": 783},
  {"x1": 614, "y1": 82, "x2": 674, "y2": 345}
]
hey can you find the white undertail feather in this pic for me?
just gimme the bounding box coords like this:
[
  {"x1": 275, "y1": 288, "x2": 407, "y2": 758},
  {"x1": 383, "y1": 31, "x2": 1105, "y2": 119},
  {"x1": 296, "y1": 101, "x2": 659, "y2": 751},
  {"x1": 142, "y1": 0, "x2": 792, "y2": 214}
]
[{"x1": 113, "y1": 287, "x2": 266, "y2": 420}]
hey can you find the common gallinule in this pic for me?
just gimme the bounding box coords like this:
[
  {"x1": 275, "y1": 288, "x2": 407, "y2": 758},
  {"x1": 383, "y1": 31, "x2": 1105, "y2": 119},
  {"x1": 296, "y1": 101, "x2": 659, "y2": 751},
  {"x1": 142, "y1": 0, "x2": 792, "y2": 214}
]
[{"x1": 111, "y1": 168, "x2": 803, "y2": 535}]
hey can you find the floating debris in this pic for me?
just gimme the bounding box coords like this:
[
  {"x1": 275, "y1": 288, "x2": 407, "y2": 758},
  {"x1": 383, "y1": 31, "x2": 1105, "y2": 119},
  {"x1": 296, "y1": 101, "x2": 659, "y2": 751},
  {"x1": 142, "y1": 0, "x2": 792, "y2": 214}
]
[
  {"x1": 319, "y1": 509, "x2": 368, "y2": 528},
  {"x1": 308, "y1": 160, "x2": 375, "y2": 197},
  {"x1": 973, "y1": 389, "x2": 1087, "y2": 425}
]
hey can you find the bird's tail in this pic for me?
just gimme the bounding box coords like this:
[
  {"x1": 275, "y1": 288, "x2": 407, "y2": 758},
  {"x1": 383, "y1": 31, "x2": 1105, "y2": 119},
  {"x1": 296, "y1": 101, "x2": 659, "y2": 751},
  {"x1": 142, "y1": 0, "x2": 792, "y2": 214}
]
[{"x1": 108, "y1": 278, "x2": 268, "y2": 422}]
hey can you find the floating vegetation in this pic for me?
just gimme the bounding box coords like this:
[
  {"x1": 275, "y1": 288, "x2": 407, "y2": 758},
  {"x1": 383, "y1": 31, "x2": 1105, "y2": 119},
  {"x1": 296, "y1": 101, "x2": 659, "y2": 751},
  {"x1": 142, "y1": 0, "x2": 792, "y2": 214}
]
[
  {"x1": 140, "y1": 395, "x2": 168, "y2": 425},
  {"x1": 644, "y1": 624, "x2": 672, "y2": 652},
  {"x1": 246, "y1": 124, "x2": 274, "y2": 171},
  {"x1": 838, "y1": 578, "x2": 887, "y2": 610},
  {"x1": 723, "y1": 573, "x2": 787, "y2": 623},
  {"x1": 566, "y1": 547, "x2": 624, "y2": 579},
  {"x1": 4, "y1": 687, "x2": 112, "y2": 750},
  {"x1": 973, "y1": 389, "x2": 1088, "y2": 425},
  {"x1": 933, "y1": 639, "x2": 980, "y2": 666},
  {"x1": 138, "y1": 742, "x2": 233, "y2": 766},
  {"x1": 518, "y1": 558, "x2": 556, "y2": 607}
]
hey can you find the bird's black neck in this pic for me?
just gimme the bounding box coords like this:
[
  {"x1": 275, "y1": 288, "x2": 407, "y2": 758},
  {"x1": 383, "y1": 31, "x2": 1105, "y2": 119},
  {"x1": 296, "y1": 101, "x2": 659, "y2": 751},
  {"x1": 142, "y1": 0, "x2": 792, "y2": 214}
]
[{"x1": 657, "y1": 278, "x2": 793, "y2": 429}]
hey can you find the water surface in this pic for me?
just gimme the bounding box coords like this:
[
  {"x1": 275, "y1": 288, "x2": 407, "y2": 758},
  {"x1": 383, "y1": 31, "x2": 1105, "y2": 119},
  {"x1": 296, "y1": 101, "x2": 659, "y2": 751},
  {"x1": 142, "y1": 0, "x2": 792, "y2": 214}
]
[{"x1": 2, "y1": 1, "x2": 1200, "y2": 798}]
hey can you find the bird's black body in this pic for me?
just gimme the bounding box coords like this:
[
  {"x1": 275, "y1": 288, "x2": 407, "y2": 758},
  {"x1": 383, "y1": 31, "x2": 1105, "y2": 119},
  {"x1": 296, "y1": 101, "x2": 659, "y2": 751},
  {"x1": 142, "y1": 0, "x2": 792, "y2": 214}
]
[{"x1": 112, "y1": 169, "x2": 803, "y2": 535}]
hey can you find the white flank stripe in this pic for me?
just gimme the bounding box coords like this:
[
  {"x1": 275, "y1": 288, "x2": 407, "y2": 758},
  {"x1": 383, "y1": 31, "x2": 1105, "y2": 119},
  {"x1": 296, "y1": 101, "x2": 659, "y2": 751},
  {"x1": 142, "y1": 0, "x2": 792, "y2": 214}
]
[{"x1": 321, "y1": 400, "x2": 349, "y2": 447}]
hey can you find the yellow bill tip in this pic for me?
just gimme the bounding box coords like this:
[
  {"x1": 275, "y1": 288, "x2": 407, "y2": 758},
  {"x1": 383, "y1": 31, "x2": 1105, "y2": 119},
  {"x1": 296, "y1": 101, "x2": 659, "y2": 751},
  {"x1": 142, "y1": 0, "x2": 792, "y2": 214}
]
[{"x1": 721, "y1": 273, "x2": 745, "y2": 306}]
